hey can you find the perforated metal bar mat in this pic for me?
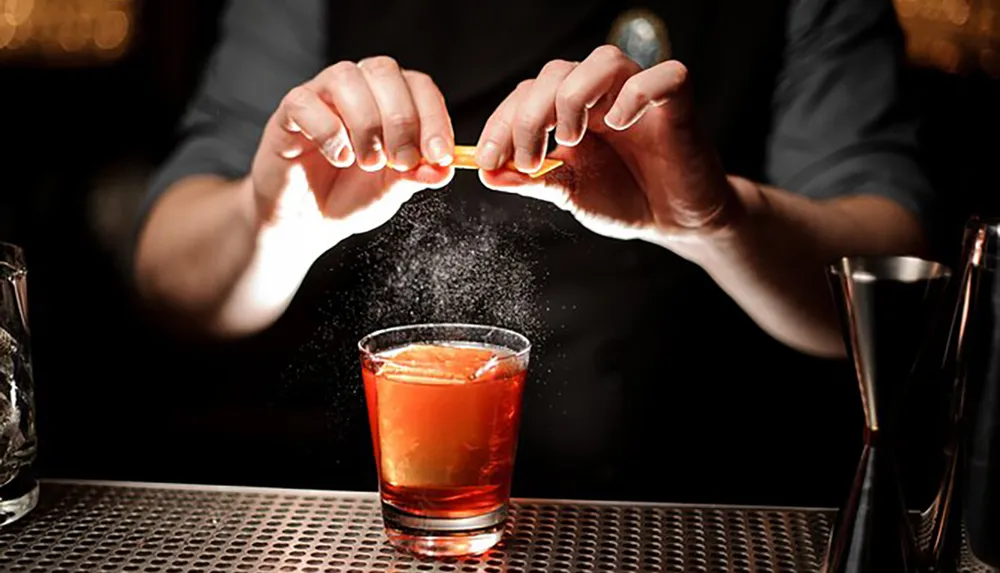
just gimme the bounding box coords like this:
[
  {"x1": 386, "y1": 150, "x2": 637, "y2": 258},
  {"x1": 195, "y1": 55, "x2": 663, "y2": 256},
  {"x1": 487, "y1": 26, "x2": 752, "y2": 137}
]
[{"x1": 0, "y1": 481, "x2": 987, "y2": 572}]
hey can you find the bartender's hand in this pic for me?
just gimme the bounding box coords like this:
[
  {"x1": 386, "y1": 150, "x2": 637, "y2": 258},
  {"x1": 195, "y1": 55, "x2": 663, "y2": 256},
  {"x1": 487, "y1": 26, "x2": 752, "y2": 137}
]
[
  {"x1": 476, "y1": 45, "x2": 747, "y2": 247},
  {"x1": 136, "y1": 57, "x2": 456, "y2": 336},
  {"x1": 252, "y1": 57, "x2": 454, "y2": 243}
]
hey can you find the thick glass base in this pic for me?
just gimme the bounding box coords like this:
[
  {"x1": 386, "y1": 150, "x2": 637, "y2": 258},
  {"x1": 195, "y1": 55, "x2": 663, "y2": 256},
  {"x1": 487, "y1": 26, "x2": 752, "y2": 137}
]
[
  {"x1": 382, "y1": 501, "x2": 507, "y2": 557},
  {"x1": 0, "y1": 472, "x2": 38, "y2": 527}
]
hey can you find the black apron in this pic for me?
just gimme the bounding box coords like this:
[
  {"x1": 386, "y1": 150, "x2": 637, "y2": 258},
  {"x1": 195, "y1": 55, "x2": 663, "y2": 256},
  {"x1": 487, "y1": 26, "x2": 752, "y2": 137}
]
[{"x1": 193, "y1": 0, "x2": 861, "y2": 506}]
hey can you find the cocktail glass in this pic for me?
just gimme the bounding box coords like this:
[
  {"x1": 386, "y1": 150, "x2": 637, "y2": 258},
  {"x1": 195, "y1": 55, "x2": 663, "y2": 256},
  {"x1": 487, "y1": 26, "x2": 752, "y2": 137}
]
[{"x1": 359, "y1": 323, "x2": 531, "y2": 557}]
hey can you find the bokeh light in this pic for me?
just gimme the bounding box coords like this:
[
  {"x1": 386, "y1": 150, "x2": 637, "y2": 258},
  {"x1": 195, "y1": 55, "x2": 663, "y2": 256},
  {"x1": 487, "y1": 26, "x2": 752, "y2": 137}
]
[
  {"x1": 93, "y1": 8, "x2": 126, "y2": 51},
  {"x1": 0, "y1": 0, "x2": 995, "y2": 74},
  {"x1": 0, "y1": 0, "x2": 132, "y2": 62},
  {"x1": 4, "y1": 0, "x2": 35, "y2": 27},
  {"x1": 895, "y1": 0, "x2": 1000, "y2": 76}
]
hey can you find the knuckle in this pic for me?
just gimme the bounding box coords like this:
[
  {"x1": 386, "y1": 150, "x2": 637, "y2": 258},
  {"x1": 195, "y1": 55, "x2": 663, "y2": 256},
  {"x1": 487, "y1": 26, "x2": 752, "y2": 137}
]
[
  {"x1": 317, "y1": 61, "x2": 357, "y2": 87},
  {"x1": 487, "y1": 114, "x2": 512, "y2": 137},
  {"x1": 282, "y1": 86, "x2": 313, "y2": 111},
  {"x1": 357, "y1": 117, "x2": 382, "y2": 138},
  {"x1": 669, "y1": 60, "x2": 689, "y2": 85},
  {"x1": 541, "y1": 58, "x2": 573, "y2": 75},
  {"x1": 591, "y1": 44, "x2": 625, "y2": 62},
  {"x1": 384, "y1": 112, "x2": 419, "y2": 135},
  {"x1": 515, "y1": 112, "x2": 543, "y2": 134},
  {"x1": 516, "y1": 79, "x2": 534, "y2": 92},
  {"x1": 326, "y1": 60, "x2": 357, "y2": 78},
  {"x1": 555, "y1": 85, "x2": 584, "y2": 111},
  {"x1": 620, "y1": 82, "x2": 649, "y2": 106},
  {"x1": 361, "y1": 55, "x2": 400, "y2": 75},
  {"x1": 403, "y1": 69, "x2": 433, "y2": 86}
]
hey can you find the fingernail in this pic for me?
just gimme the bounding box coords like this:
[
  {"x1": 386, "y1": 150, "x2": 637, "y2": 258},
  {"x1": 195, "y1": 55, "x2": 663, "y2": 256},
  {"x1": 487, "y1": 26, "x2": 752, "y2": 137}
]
[
  {"x1": 554, "y1": 126, "x2": 573, "y2": 147},
  {"x1": 604, "y1": 107, "x2": 624, "y2": 129},
  {"x1": 427, "y1": 137, "x2": 452, "y2": 166},
  {"x1": 477, "y1": 141, "x2": 502, "y2": 170},
  {"x1": 514, "y1": 148, "x2": 537, "y2": 173},
  {"x1": 362, "y1": 136, "x2": 387, "y2": 170},
  {"x1": 392, "y1": 144, "x2": 421, "y2": 172},
  {"x1": 336, "y1": 145, "x2": 354, "y2": 166},
  {"x1": 319, "y1": 138, "x2": 342, "y2": 162}
]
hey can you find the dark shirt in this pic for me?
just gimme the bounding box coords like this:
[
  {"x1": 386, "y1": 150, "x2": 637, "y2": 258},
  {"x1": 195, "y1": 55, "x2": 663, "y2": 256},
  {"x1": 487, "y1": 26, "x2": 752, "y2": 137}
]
[{"x1": 138, "y1": 0, "x2": 933, "y2": 506}]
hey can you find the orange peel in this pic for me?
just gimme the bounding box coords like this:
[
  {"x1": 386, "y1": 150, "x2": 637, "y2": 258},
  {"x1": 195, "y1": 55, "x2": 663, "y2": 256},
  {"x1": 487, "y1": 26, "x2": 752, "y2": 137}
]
[{"x1": 449, "y1": 145, "x2": 563, "y2": 178}]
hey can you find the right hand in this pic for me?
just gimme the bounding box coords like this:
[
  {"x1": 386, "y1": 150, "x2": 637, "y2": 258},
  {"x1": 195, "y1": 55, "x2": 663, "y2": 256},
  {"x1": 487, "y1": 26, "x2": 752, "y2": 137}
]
[{"x1": 250, "y1": 56, "x2": 455, "y2": 249}]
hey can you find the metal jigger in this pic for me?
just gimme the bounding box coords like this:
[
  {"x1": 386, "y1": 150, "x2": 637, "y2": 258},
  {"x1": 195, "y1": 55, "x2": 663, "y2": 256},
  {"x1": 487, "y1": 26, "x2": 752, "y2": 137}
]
[{"x1": 824, "y1": 256, "x2": 952, "y2": 573}]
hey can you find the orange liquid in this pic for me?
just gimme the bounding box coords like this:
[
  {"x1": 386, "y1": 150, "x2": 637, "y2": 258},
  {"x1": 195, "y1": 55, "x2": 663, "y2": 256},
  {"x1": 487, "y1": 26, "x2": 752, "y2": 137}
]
[{"x1": 362, "y1": 342, "x2": 527, "y2": 519}]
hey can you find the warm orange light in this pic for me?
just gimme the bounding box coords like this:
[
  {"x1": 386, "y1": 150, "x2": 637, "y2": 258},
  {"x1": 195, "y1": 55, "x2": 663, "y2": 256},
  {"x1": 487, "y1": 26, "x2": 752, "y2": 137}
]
[
  {"x1": 0, "y1": 19, "x2": 14, "y2": 48},
  {"x1": 895, "y1": 0, "x2": 1000, "y2": 75},
  {"x1": 980, "y1": 47, "x2": 1000, "y2": 76},
  {"x1": 0, "y1": 0, "x2": 133, "y2": 60},
  {"x1": 9, "y1": 16, "x2": 32, "y2": 48},
  {"x1": 57, "y1": 15, "x2": 88, "y2": 52},
  {"x1": 93, "y1": 8, "x2": 125, "y2": 50},
  {"x1": 4, "y1": 0, "x2": 35, "y2": 27}
]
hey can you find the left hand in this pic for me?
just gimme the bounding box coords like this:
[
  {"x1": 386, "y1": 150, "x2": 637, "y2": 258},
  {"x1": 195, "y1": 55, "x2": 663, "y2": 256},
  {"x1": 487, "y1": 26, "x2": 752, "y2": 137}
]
[{"x1": 476, "y1": 45, "x2": 750, "y2": 244}]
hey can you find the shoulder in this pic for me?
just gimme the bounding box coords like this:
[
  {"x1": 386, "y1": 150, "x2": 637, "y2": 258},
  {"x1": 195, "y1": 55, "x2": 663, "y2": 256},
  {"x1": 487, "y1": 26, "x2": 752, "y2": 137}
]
[
  {"x1": 218, "y1": 0, "x2": 328, "y2": 61},
  {"x1": 785, "y1": 0, "x2": 901, "y2": 47}
]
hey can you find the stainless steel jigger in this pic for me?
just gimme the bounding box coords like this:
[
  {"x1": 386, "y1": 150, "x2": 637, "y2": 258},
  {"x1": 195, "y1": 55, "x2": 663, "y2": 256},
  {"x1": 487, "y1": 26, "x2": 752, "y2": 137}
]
[{"x1": 824, "y1": 256, "x2": 952, "y2": 573}]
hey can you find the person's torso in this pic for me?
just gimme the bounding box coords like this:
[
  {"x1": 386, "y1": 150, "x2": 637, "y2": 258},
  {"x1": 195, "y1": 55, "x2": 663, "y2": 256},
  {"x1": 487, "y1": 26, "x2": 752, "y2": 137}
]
[{"x1": 174, "y1": 0, "x2": 861, "y2": 506}]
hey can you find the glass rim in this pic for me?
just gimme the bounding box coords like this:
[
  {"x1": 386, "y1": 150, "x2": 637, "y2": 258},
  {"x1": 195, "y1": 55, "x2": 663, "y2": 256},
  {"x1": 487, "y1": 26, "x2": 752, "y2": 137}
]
[
  {"x1": 0, "y1": 241, "x2": 26, "y2": 271},
  {"x1": 0, "y1": 241, "x2": 25, "y2": 257},
  {"x1": 358, "y1": 322, "x2": 531, "y2": 365},
  {"x1": 827, "y1": 255, "x2": 951, "y2": 282}
]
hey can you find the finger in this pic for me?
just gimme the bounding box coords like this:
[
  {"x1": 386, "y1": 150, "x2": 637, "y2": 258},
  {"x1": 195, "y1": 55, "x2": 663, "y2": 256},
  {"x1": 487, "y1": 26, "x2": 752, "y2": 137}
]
[
  {"x1": 555, "y1": 45, "x2": 640, "y2": 144},
  {"x1": 479, "y1": 144, "x2": 572, "y2": 191},
  {"x1": 479, "y1": 167, "x2": 534, "y2": 190},
  {"x1": 604, "y1": 60, "x2": 689, "y2": 131},
  {"x1": 399, "y1": 163, "x2": 455, "y2": 189},
  {"x1": 312, "y1": 61, "x2": 386, "y2": 172},
  {"x1": 475, "y1": 80, "x2": 532, "y2": 171},
  {"x1": 403, "y1": 70, "x2": 454, "y2": 167},
  {"x1": 274, "y1": 85, "x2": 354, "y2": 168},
  {"x1": 512, "y1": 59, "x2": 576, "y2": 173},
  {"x1": 357, "y1": 56, "x2": 422, "y2": 172},
  {"x1": 478, "y1": 163, "x2": 573, "y2": 213}
]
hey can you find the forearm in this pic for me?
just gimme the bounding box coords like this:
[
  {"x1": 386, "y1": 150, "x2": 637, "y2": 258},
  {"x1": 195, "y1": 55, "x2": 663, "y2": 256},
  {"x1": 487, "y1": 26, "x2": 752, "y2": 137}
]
[
  {"x1": 672, "y1": 177, "x2": 927, "y2": 358},
  {"x1": 134, "y1": 175, "x2": 321, "y2": 337}
]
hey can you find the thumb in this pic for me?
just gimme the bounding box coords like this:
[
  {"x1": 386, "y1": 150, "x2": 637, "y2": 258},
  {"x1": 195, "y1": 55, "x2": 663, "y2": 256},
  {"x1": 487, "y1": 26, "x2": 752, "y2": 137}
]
[
  {"x1": 478, "y1": 168, "x2": 534, "y2": 191},
  {"x1": 479, "y1": 141, "x2": 579, "y2": 192},
  {"x1": 479, "y1": 157, "x2": 579, "y2": 212},
  {"x1": 397, "y1": 163, "x2": 455, "y2": 190}
]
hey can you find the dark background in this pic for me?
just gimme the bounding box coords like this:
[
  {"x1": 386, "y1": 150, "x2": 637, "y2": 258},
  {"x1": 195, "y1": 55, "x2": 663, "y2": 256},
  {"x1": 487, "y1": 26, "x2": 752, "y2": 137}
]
[{"x1": 0, "y1": 1, "x2": 996, "y2": 504}]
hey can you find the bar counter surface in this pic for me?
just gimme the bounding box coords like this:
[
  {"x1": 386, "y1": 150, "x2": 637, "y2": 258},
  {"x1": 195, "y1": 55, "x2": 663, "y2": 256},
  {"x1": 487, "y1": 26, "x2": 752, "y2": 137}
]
[{"x1": 0, "y1": 480, "x2": 986, "y2": 572}]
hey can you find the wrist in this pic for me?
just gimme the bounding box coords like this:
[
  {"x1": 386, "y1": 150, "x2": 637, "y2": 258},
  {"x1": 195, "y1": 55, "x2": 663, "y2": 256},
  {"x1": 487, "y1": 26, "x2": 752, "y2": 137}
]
[
  {"x1": 651, "y1": 176, "x2": 768, "y2": 265},
  {"x1": 238, "y1": 176, "x2": 313, "y2": 272},
  {"x1": 217, "y1": 179, "x2": 330, "y2": 334},
  {"x1": 701, "y1": 176, "x2": 768, "y2": 248},
  {"x1": 237, "y1": 176, "x2": 267, "y2": 234},
  {"x1": 242, "y1": 175, "x2": 349, "y2": 267}
]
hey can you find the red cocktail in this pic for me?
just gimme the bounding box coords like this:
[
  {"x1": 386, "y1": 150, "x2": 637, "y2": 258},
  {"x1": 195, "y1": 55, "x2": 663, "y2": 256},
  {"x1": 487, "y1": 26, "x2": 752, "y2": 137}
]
[{"x1": 359, "y1": 324, "x2": 530, "y2": 557}]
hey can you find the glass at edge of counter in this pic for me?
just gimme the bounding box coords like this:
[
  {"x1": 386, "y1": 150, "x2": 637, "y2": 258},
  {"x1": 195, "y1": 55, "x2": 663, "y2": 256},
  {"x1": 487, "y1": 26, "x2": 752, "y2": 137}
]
[
  {"x1": 0, "y1": 241, "x2": 38, "y2": 527},
  {"x1": 359, "y1": 323, "x2": 531, "y2": 558}
]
